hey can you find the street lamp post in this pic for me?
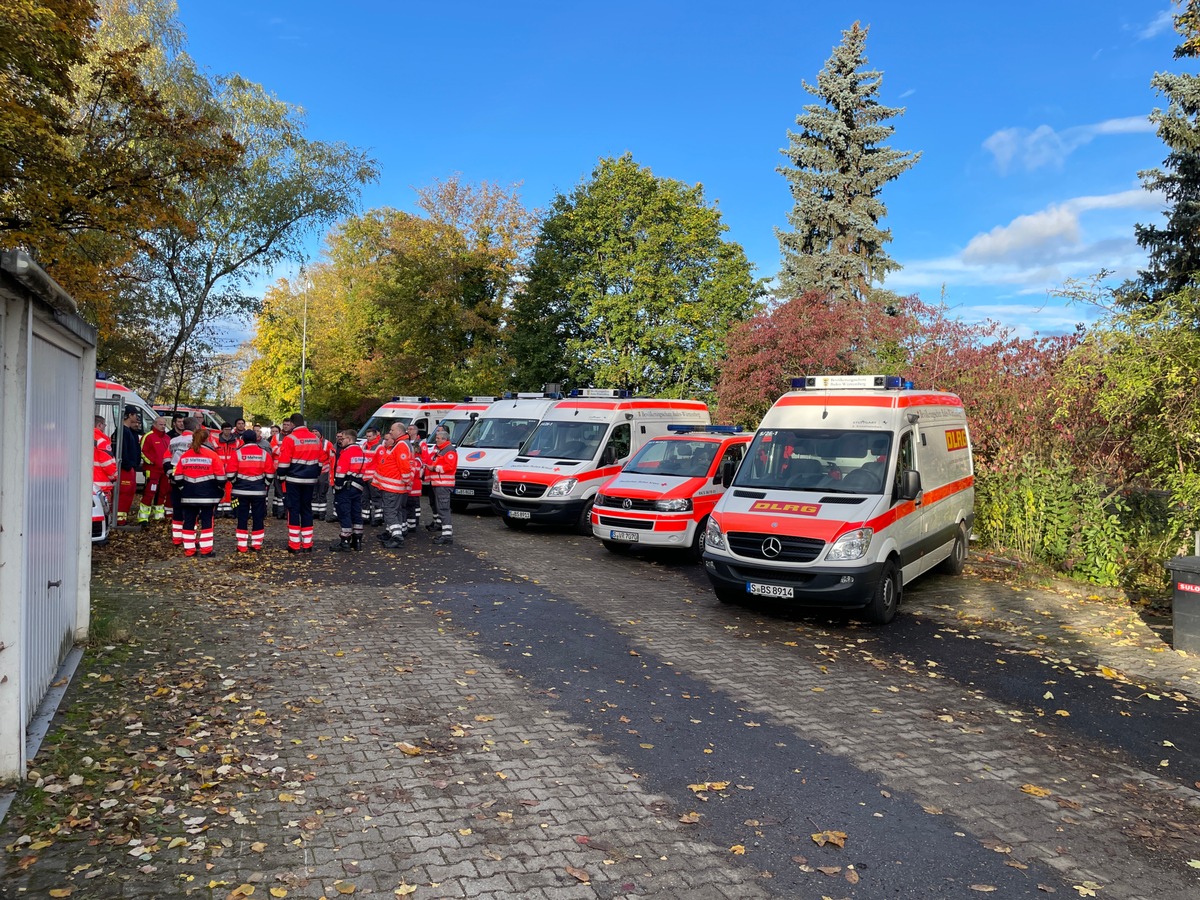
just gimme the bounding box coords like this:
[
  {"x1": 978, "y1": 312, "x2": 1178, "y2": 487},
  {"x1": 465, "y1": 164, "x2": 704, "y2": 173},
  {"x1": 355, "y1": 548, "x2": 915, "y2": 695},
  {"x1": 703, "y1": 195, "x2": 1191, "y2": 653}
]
[{"x1": 300, "y1": 273, "x2": 309, "y2": 416}]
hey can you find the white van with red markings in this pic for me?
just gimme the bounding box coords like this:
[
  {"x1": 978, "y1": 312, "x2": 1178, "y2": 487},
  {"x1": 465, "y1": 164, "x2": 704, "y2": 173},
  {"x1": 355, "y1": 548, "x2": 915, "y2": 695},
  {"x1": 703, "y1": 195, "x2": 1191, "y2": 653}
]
[
  {"x1": 591, "y1": 425, "x2": 750, "y2": 559},
  {"x1": 451, "y1": 391, "x2": 563, "y2": 512},
  {"x1": 491, "y1": 390, "x2": 710, "y2": 534},
  {"x1": 358, "y1": 397, "x2": 457, "y2": 441},
  {"x1": 437, "y1": 396, "x2": 500, "y2": 444},
  {"x1": 703, "y1": 375, "x2": 974, "y2": 624}
]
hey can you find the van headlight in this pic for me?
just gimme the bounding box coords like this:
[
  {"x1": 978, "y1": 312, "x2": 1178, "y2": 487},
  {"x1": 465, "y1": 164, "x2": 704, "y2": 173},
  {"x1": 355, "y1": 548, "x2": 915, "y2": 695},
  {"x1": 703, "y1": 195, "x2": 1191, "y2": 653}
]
[
  {"x1": 546, "y1": 477, "x2": 578, "y2": 498},
  {"x1": 655, "y1": 497, "x2": 692, "y2": 512},
  {"x1": 826, "y1": 527, "x2": 873, "y2": 561},
  {"x1": 490, "y1": 471, "x2": 500, "y2": 495},
  {"x1": 705, "y1": 517, "x2": 726, "y2": 550}
]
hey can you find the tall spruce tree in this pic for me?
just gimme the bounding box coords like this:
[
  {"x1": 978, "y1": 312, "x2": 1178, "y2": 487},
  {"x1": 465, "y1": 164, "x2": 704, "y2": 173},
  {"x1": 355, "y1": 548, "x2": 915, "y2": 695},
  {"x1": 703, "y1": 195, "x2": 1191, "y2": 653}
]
[
  {"x1": 776, "y1": 22, "x2": 919, "y2": 304},
  {"x1": 1130, "y1": 1, "x2": 1200, "y2": 308}
]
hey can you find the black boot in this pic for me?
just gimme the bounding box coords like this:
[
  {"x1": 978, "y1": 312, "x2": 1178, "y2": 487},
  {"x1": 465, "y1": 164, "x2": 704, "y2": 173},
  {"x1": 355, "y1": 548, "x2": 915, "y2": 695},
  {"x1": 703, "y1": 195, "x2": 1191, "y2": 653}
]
[
  {"x1": 433, "y1": 534, "x2": 453, "y2": 546},
  {"x1": 330, "y1": 536, "x2": 351, "y2": 552},
  {"x1": 351, "y1": 534, "x2": 362, "y2": 551}
]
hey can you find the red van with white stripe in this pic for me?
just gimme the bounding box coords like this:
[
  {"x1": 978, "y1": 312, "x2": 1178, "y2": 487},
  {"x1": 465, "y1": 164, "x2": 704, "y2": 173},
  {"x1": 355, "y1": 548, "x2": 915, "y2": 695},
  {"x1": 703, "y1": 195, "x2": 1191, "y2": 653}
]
[
  {"x1": 492, "y1": 390, "x2": 710, "y2": 534},
  {"x1": 591, "y1": 425, "x2": 751, "y2": 559},
  {"x1": 703, "y1": 375, "x2": 974, "y2": 624}
]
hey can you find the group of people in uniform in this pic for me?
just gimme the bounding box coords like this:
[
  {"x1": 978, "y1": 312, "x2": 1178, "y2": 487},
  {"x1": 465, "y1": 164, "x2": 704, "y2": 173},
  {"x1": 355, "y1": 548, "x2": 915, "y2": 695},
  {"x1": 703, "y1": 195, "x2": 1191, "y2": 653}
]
[{"x1": 92, "y1": 408, "x2": 459, "y2": 557}]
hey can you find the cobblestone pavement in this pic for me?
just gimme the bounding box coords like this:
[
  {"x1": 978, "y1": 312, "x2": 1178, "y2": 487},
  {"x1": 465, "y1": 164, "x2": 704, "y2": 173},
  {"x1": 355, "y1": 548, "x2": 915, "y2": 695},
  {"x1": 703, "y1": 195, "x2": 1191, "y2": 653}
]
[{"x1": 1, "y1": 512, "x2": 1198, "y2": 899}]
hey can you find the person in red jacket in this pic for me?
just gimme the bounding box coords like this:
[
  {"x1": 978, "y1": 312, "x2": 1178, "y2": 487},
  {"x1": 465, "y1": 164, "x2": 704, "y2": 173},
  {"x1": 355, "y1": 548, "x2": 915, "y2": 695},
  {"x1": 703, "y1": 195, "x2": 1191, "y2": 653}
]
[
  {"x1": 138, "y1": 417, "x2": 172, "y2": 522},
  {"x1": 359, "y1": 426, "x2": 384, "y2": 527},
  {"x1": 228, "y1": 430, "x2": 275, "y2": 552},
  {"x1": 93, "y1": 443, "x2": 117, "y2": 504},
  {"x1": 330, "y1": 429, "x2": 368, "y2": 551},
  {"x1": 404, "y1": 423, "x2": 425, "y2": 535},
  {"x1": 312, "y1": 428, "x2": 335, "y2": 521},
  {"x1": 277, "y1": 412, "x2": 323, "y2": 552},
  {"x1": 94, "y1": 416, "x2": 113, "y2": 456},
  {"x1": 426, "y1": 425, "x2": 458, "y2": 545},
  {"x1": 213, "y1": 422, "x2": 241, "y2": 518},
  {"x1": 174, "y1": 428, "x2": 225, "y2": 557},
  {"x1": 375, "y1": 425, "x2": 413, "y2": 549}
]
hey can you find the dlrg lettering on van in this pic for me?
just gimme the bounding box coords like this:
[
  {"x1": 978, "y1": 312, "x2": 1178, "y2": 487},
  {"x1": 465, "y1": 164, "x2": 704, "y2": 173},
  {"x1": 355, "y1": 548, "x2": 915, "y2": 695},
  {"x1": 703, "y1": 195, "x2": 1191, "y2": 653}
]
[{"x1": 702, "y1": 375, "x2": 974, "y2": 624}]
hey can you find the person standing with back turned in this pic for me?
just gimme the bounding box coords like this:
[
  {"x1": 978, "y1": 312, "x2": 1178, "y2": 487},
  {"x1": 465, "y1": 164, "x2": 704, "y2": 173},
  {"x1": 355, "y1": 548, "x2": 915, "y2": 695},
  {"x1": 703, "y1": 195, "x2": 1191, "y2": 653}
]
[{"x1": 276, "y1": 412, "x2": 322, "y2": 553}]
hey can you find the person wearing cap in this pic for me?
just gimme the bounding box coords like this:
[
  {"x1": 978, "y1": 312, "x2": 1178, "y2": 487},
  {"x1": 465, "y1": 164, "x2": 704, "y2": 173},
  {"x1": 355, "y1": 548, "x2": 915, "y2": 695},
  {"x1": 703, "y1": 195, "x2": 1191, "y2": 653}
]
[
  {"x1": 138, "y1": 416, "x2": 172, "y2": 522},
  {"x1": 114, "y1": 405, "x2": 144, "y2": 526},
  {"x1": 425, "y1": 425, "x2": 458, "y2": 545}
]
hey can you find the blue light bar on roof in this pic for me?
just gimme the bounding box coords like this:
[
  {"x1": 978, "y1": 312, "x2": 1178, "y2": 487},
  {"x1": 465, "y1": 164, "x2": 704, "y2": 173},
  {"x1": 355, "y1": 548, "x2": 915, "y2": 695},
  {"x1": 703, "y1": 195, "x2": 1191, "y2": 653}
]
[
  {"x1": 667, "y1": 424, "x2": 744, "y2": 434},
  {"x1": 568, "y1": 388, "x2": 631, "y2": 398},
  {"x1": 791, "y1": 375, "x2": 909, "y2": 390}
]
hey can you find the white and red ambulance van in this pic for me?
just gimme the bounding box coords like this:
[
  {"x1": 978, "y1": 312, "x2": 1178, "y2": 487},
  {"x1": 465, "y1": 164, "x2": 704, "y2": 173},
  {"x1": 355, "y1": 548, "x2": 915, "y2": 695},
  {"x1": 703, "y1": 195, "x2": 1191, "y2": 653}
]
[
  {"x1": 591, "y1": 425, "x2": 751, "y2": 559},
  {"x1": 437, "y1": 396, "x2": 500, "y2": 444},
  {"x1": 357, "y1": 397, "x2": 457, "y2": 441},
  {"x1": 491, "y1": 390, "x2": 710, "y2": 533},
  {"x1": 702, "y1": 375, "x2": 974, "y2": 624},
  {"x1": 451, "y1": 391, "x2": 562, "y2": 512}
]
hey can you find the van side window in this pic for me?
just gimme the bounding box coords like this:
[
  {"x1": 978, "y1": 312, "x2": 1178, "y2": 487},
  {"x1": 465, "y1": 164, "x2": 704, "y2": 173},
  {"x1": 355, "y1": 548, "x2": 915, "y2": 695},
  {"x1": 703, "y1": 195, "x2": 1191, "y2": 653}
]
[
  {"x1": 893, "y1": 432, "x2": 915, "y2": 498},
  {"x1": 718, "y1": 444, "x2": 745, "y2": 475},
  {"x1": 601, "y1": 423, "x2": 631, "y2": 466}
]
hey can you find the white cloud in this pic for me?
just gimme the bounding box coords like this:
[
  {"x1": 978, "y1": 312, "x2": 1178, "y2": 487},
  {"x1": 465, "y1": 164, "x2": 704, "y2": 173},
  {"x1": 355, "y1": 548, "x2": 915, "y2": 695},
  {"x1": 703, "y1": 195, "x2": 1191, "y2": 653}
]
[
  {"x1": 983, "y1": 116, "x2": 1154, "y2": 173},
  {"x1": 888, "y1": 189, "x2": 1166, "y2": 303},
  {"x1": 1139, "y1": 8, "x2": 1175, "y2": 40}
]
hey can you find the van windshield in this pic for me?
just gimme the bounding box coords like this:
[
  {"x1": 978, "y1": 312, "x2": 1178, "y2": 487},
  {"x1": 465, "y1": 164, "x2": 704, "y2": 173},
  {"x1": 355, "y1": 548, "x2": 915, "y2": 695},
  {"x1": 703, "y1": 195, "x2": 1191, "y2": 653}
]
[
  {"x1": 520, "y1": 420, "x2": 607, "y2": 461},
  {"x1": 460, "y1": 417, "x2": 540, "y2": 449},
  {"x1": 735, "y1": 429, "x2": 892, "y2": 494},
  {"x1": 625, "y1": 439, "x2": 719, "y2": 478},
  {"x1": 357, "y1": 415, "x2": 413, "y2": 440}
]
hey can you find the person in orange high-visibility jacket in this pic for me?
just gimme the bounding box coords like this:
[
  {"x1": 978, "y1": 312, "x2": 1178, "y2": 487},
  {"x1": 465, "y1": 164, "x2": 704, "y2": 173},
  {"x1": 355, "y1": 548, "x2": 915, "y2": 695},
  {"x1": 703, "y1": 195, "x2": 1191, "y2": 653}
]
[
  {"x1": 270, "y1": 422, "x2": 286, "y2": 519},
  {"x1": 426, "y1": 425, "x2": 458, "y2": 545},
  {"x1": 213, "y1": 423, "x2": 241, "y2": 517},
  {"x1": 228, "y1": 431, "x2": 275, "y2": 552},
  {"x1": 312, "y1": 428, "x2": 335, "y2": 521},
  {"x1": 374, "y1": 424, "x2": 413, "y2": 549},
  {"x1": 359, "y1": 427, "x2": 384, "y2": 527},
  {"x1": 173, "y1": 428, "x2": 225, "y2": 557},
  {"x1": 404, "y1": 423, "x2": 424, "y2": 535},
  {"x1": 330, "y1": 429, "x2": 368, "y2": 551},
  {"x1": 164, "y1": 417, "x2": 197, "y2": 544},
  {"x1": 276, "y1": 413, "x2": 323, "y2": 552},
  {"x1": 139, "y1": 417, "x2": 172, "y2": 522},
  {"x1": 93, "y1": 443, "x2": 117, "y2": 504},
  {"x1": 94, "y1": 416, "x2": 113, "y2": 456}
]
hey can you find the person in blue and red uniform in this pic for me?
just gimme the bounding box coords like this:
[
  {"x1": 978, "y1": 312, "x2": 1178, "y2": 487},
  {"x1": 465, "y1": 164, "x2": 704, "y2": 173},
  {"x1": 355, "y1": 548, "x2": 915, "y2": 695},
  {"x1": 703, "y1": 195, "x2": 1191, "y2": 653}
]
[
  {"x1": 330, "y1": 429, "x2": 368, "y2": 551},
  {"x1": 276, "y1": 412, "x2": 322, "y2": 553},
  {"x1": 174, "y1": 427, "x2": 225, "y2": 557},
  {"x1": 228, "y1": 429, "x2": 275, "y2": 552},
  {"x1": 114, "y1": 406, "x2": 143, "y2": 525}
]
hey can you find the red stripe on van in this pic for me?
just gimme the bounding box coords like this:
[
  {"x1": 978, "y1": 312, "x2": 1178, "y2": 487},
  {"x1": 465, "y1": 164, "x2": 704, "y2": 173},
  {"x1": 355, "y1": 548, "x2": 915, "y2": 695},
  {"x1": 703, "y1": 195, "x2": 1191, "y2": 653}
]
[{"x1": 499, "y1": 465, "x2": 622, "y2": 487}]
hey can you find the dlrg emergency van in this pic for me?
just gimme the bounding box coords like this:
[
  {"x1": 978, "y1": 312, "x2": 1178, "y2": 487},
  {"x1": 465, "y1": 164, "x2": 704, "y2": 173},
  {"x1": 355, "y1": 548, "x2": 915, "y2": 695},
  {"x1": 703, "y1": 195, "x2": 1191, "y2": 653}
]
[
  {"x1": 450, "y1": 391, "x2": 562, "y2": 512},
  {"x1": 591, "y1": 425, "x2": 751, "y2": 559},
  {"x1": 491, "y1": 390, "x2": 710, "y2": 533},
  {"x1": 702, "y1": 375, "x2": 974, "y2": 624}
]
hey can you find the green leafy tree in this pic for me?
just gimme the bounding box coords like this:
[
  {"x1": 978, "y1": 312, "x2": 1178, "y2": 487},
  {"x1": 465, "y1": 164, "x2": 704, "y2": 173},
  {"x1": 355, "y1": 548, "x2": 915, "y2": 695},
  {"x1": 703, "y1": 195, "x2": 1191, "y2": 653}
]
[
  {"x1": 776, "y1": 21, "x2": 919, "y2": 304},
  {"x1": 512, "y1": 154, "x2": 762, "y2": 396},
  {"x1": 1129, "y1": 1, "x2": 1200, "y2": 307}
]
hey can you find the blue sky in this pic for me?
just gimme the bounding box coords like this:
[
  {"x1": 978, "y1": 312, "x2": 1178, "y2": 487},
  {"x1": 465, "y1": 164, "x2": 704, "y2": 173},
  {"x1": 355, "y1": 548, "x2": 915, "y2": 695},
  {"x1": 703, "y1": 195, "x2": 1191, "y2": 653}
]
[{"x1": 175, "y1": 0, "x2": 1184, "y2": 343}]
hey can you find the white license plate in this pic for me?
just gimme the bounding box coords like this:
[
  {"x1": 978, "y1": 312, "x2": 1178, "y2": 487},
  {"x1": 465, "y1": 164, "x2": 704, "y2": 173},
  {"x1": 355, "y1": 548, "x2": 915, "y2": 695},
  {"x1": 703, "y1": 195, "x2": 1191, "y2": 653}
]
[
  {"x1": 454, "y1": 488, "x2": 474, "y2": 495},
  {"x1": 748, "y1": 582, "x2": 794, "y2": 599},
  {"x1": 610, "y1": 530, "x2": 639, "y2": 542},
  {"x1": 508, "y1": 509, "x2": 532, "y2": 519}
]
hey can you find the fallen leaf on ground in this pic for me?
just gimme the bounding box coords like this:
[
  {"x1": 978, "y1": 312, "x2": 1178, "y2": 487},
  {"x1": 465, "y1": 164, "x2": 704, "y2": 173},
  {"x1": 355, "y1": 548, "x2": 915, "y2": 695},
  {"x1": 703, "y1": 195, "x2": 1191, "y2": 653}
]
[
  {"x1": 565, "y1": 866, "x2": 590, "y2": 883},
  {"x1": 812, "y1": 830, "x2": 847, "y2": 848},
  {"x1": 1021, "y1": 784, "x2": 1052, "y2": 797}
]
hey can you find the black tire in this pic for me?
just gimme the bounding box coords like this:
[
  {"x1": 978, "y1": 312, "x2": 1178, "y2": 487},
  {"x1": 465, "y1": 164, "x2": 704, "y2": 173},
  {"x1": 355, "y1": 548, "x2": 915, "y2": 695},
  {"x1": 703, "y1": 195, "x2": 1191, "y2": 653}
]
[
  {"x1": 449, "y1": 498, "x2": 469, "y2": 514},
  {"x1": 865, "y1": 559, "x2": 900, "y2": 625},
  {"x1": 687, "y1": 516, "x2": 709, "y2": 562},
  {"x1": 576, "y1": 498, "x2": 595, "y2": 536},
  {"x1": 602, "y1": 540, "x2": 632, "y2": 554},
  {"x1": 713, "y1": 583, "x2": 743, "y2": 605},
  {"x1": 501, "y1": 515, "x2": 529, "y2": 530},
  {"x1": 937, "y1": 522, "x2": 968, "y2": 576}
]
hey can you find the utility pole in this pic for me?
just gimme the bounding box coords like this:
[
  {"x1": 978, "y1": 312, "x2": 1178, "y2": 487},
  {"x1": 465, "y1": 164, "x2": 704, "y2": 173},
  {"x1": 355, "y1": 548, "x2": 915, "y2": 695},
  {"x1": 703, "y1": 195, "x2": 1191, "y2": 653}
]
[{"x1": 300, "y1": 271, "x2": 309, "y2": 416}]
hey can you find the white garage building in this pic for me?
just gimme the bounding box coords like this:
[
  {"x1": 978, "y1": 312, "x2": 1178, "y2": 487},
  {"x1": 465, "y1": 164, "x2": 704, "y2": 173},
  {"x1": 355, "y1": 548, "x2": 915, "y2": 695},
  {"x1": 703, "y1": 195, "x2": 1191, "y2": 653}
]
[{"x1": 0, "y1": 250, "x2": 97, "y2": 781}]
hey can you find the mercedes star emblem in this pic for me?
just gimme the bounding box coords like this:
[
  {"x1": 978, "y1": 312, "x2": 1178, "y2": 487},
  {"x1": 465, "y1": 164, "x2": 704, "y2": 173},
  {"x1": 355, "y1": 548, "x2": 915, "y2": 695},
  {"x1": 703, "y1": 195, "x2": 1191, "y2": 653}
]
[
  {"x1": 516, "y1": 483, "x2": 528, "y2": 495},
  {"x1": 762, "y1": 536, "x2": 783, "y2": 558},
  {"x1": 460, "y1": 469, "x2": 470, "y2": 478}
]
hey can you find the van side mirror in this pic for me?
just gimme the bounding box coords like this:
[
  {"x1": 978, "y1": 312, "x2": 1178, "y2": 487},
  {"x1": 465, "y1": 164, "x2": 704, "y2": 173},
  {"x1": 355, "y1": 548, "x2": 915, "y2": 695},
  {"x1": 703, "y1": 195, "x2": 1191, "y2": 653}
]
[
  {"x1": 720, "y1": 460, "x2": 736, "y2": 488},
  {"x1": 898, "y1": 469, "x2": 922, "y2": 503}
]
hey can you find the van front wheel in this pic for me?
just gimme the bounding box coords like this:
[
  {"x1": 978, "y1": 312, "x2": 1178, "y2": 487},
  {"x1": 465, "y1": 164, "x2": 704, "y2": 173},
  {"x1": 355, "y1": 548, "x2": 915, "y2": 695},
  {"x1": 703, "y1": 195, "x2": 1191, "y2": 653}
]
[
  {"x1": 865, "y1": 561, "x2": 900, "y2": 625},
  {"x1": 576, "y1": 498, "x2": 595, "y2": 536}
]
